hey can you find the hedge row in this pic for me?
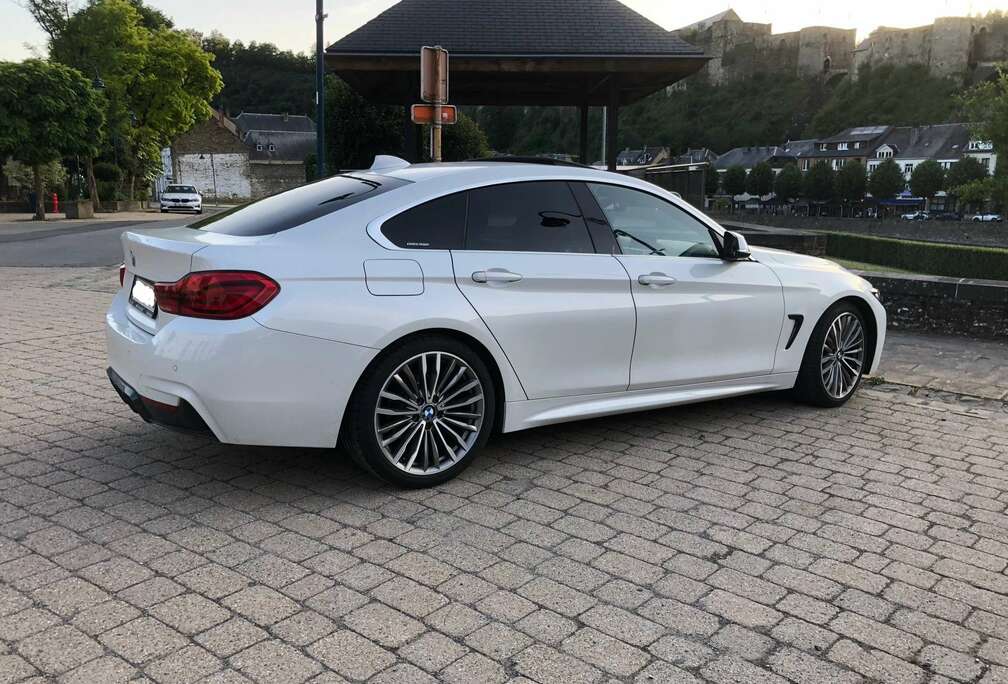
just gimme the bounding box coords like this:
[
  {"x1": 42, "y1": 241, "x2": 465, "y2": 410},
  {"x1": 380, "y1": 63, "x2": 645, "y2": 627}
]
[{"x1": 826, "y1": 232, "x2": 1008, "y2": 281}]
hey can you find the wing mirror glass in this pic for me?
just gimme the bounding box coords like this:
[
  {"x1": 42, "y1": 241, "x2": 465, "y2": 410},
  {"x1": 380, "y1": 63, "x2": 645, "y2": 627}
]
[{"x1": 723, "y1": 231, "x2": 751, "y2": 261}]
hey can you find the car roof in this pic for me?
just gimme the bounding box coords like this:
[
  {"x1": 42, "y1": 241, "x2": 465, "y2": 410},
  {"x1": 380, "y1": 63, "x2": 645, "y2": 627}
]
[{"x1": 378, "y1": 160, "x2": 636, "y2": 186}]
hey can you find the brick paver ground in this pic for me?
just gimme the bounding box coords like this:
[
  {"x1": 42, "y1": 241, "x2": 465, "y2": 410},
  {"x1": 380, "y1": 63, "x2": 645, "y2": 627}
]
[{"x1": 3, "y1": 267, "x2": 1008, "y2": 683}]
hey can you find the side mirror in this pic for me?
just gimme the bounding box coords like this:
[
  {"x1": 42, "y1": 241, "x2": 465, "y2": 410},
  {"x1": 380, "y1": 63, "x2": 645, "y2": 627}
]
[{"x1": 723, "y1": 231, "x2": 751, "y2": 261}]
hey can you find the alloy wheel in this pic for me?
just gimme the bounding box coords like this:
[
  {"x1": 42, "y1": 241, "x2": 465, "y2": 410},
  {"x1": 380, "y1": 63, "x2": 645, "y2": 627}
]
[
  {"x1": 820, "y1": 312, "x2": 865, "y2": 400},
  {"x1": 373, "y1": 351, "x2": 485, "y2": 475}
]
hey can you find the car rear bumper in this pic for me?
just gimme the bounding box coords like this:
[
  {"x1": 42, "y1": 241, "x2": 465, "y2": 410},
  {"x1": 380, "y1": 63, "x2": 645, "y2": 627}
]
[
  {"x1": 107, "y1": 367, "x2": 213, "y2": 434},
  {"x1": 105, "y1": 288, "x2": 377, "y2": 448}
]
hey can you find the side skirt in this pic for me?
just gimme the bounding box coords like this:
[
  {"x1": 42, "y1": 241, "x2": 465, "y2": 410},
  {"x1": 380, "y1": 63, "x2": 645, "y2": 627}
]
[{"x1": 502, "y1": 373, "x2": 798, "y2": 433}]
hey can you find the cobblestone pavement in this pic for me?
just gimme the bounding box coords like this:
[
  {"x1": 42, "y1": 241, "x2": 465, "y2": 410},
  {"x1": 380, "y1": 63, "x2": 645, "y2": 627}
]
[{"x1": 3, "y1": 267, "x2": 1008, "y2": 683}]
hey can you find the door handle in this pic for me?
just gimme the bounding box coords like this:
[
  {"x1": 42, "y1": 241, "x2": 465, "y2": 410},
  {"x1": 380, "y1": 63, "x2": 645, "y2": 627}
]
[
  {"x1": 472, "y1": 269, "x2": 523, "y2": 284},
  {"x1": 638, "y1": 273, "x2": 677, "y2": 287}
]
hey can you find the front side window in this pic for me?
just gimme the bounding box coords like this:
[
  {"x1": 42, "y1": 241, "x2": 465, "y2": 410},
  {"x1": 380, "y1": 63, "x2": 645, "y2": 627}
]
[
  {"x1": 466, "y1": 182, "x2": 594, "y2": 253},
  {"x1": 587, "y1": 183, "x2": 720, "y2": 258},
  {"x1": 381, "y1": 192, "x2": 467, "y2": 249}
]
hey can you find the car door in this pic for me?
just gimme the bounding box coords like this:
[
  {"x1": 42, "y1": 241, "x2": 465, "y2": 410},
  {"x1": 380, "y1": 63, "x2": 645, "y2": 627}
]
[
  {"x1": 451, "y1": 181, "x2": 636, "y2": 400},
  {"x1": 581, "y1": 182, "x2": 785, "y2": 390}
]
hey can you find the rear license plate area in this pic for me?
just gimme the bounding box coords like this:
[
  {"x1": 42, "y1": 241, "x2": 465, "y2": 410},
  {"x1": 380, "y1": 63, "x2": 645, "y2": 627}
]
[{"x1": 129, "y1": 276, "x2": 157, "y2": 318}]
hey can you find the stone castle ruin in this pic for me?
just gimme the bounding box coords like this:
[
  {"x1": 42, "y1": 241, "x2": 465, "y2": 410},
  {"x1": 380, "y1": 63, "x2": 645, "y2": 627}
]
[{"x1": 676, "y1": 9, "x2": 1007, "y2": 85}]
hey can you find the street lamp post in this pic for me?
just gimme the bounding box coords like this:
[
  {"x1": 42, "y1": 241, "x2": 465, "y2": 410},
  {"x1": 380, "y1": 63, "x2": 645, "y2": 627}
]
[{"x1": 315, "y1": 0, "x2": 327, "y2": 179}]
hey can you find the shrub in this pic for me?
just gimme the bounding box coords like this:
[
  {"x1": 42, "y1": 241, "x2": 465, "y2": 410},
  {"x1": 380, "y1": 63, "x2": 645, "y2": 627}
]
[{"x1": 826, "y1": 233, "x2": 1008, "y2": 281}]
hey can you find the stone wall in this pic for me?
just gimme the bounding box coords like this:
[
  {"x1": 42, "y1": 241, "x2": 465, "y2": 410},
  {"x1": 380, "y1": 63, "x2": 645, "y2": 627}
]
[
  {"x1": 859, "y1": 272, "x2": 1008, "y2": 339},
  {"x1": 854, "y1": 16, "x2": 1008, "y2": 82},
  {"x1": 249, "y1": 163, "x2": 306, "y2": 199},
  {"x1": 176, "y1": 153, "x2": 252, "y2": 201}
]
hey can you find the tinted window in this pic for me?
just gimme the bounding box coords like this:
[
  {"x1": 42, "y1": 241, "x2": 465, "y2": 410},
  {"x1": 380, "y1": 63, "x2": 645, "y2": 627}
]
[
  {"x1": 466, "y1": 182, "x2": 594, "y2": 253},
  {"x1": 587, "y1": 183, "x2": 720, "y2": 258},
  {"x1": 381, "y1": 192, "x2": 467, "y2": 249},
  {"x1": 190, "y1": 173, "x2": 410, "y2": 236}
]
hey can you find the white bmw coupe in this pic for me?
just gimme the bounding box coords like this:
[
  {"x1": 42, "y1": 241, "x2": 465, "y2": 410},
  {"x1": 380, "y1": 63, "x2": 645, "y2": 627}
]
[{"x1": 107, "y1": 157, "x2": 886, "y2": 487}]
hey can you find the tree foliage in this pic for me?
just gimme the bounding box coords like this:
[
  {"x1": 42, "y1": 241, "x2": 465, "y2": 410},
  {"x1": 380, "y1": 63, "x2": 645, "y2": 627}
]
[
  {"x1": 745, "y1": 162, "x2": 774, "y2": 197},
  {"x1": 946, "y1": 156, "x2": 987, "y2": 189},
  {"x1": 49, "y1": 0, "x2": 222, "y2": 198},
  {"x1": 200, "y1": 34, "x2": 315, "y2": 115},
  {"x1": 804, "y1": 162, "x2": 836, "y2": 203},
  {"x1": 324, "y1": 76, "x2": 404, "y2": 171},
  {"x1": 959, "y1": 66, "x2": 1008, "y2": 158},
  {"x1": 910, "y1": 160, "x2": 945, "y2": 201},
  {"x1": 432, "y1": 114, "x2": 491, "y2": 162},
  {"x1": 869, "y1": 159, "x2": 905, "y2": 200},
  {"x1": 808, "y1": 64, "x2": 959, "y2": 136},
  {"x1": 835, "y1": 161, "x2": 867, "y2": 204},
  {"x1": 722, "y1": 166, "x2": 747, "y2": 196},
  {"x1": 23, "y1": 0, "x2": 69, "y2": 40},
  {"x1": 0, "y1": 59, "x2": 103, "y2": 218},
  {"x1": 774, "y1": 164, "x2": 803, "y2": 203}
]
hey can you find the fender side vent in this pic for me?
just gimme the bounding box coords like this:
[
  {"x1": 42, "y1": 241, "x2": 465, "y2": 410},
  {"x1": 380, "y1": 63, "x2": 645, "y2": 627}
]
[{"x1": 784, "y1": 315, "x2": 804, "y2": 350}]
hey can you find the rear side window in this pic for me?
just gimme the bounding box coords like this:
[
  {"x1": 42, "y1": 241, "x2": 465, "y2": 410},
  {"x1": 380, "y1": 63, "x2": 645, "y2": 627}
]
[
  {"x1": 190, "y1": 173, "x2": 410, "y2": 236},
  {"x1": 465, "y1": 181, "x2": 594, "y2": 253},
  {"x1": 381, "y1": 192, "x2": 467, "y2": 249}
]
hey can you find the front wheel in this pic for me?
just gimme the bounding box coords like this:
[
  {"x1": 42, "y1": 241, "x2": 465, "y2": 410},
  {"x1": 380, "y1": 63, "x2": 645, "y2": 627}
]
[
  {"x1": 344, "y1": 336, "x2": 496, "y2": 487},
  {"x1": 794, "y1": 302, "x2": 868, "y2": 407}
]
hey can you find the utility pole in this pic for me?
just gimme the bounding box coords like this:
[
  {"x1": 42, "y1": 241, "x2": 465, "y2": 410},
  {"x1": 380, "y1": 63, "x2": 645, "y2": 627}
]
[{"x1": 315, "y1": 0, "x2": 327, "y2": 179}]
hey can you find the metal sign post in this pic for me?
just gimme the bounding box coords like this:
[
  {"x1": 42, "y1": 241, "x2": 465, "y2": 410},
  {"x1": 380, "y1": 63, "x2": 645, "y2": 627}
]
[{"x1": 419, "y1": 46, "x2": 450, "y2": 161}]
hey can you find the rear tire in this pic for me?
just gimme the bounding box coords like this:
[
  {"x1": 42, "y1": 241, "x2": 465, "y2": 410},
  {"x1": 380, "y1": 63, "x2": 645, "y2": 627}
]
[
  {"x1": 794, "y1": 301, "x2": 868, "y2": 407},
  {"x1": 344, "y1": 335, "x2": 496, "y2": 488}
]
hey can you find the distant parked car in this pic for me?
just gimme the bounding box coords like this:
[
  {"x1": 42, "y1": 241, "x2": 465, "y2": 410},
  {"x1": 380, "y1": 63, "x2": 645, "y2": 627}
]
[
  {"x1": 970, "y1": 213, "x2": 1003, "y2": 223},
  {"x1": 900, "y1": 211, "x2": 929, "y2": 221},
  {"x1": 931, "y1": 212, "x2": 962, "y2": 221},
  {"x1": 160, "y1": 185, "x2": 202, "y2": 214}
]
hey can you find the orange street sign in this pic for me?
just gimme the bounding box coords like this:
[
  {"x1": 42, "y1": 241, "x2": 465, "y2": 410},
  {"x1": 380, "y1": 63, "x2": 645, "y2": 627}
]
[
  {"x1": 420, "y1": 45, "x2": 449, "y2": 104},
  {"x1": 411, "y1": 104, "x2": 457, "y2": 125}
]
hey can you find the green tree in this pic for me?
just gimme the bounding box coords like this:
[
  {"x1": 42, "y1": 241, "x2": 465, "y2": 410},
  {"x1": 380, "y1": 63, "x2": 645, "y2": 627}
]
[
  {"x1": 946, "y1": 156, "x2": 988, "y2": 190},
  {"x1": 804, "y1": 161, "x2": 836, "y2": 206},
  {"x1": 952, "y1": 177, "x2": 992, "y2": 210},
  {"x1": 835, "y1": 161, "x2": 867, "y2": 213},
  {"x1": 745, "y1": 161, "x2": 774, "y2": 197},
  {"x1": 959, "y1": 65, "x2": 1008, "y2": 160},
  {"x1": 437, "y1": 114, "x2": 491, "y2": 161},
  {"x1": 774, "y1": 164, "x2": 803, "y2": 204},
  {"x1": 722, "y1": 166, "x2": 747, "y2": 196},
  {"x1": 200, "y1": 34, "x2": 315, "y2": 115},
  {"x1": 808, "y1": 64, "x2": 959, "y2": 136},
  {"x1": 0, "y1": 59, "x2": 103, "y2": 220},
  {"x1": 325, "y1": 76, "x2": 404, "y2": 171},
  {"x1": 24, "y1": 0, "x2": 69, "y2": 40},
  {"x1": 869, "y1": 159, "x2": 905, "y2": 202},
  {"x1": 50, "y1": 0, "x2": 221, "y2": 200},
  {"x1": 910, "y1": 160, "x2": 945, "y2": 207}
]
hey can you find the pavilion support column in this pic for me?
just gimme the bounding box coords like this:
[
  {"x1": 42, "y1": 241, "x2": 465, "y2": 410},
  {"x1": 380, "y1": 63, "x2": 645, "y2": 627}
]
[
  {"x1": 606, "y1": 82, "x2": 619, "y2": 172},
  {"x1": 578, "y1": 105, "x2": 589, "y2": 166}
]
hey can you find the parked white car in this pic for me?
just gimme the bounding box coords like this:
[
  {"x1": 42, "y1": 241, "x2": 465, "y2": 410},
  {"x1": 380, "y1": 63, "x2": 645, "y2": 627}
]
[
  {"x1": 107, "y1": 157, "x2": 886, "y2": 486},
  {"x1": 900, "y1": 211, "x2": 929, "y2": 221},
  {"x1": 160, "y1": 185, "x2": 202, "y2": 214},
  {"x1": 970, "y1": 213, "x2": 1003, "y2": 222}
]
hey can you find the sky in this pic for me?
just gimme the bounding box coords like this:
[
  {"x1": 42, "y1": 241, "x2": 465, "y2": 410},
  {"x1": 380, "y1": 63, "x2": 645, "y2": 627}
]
[{"x1": 1, "y1": 0, "x2": 1004, "y2": 61}]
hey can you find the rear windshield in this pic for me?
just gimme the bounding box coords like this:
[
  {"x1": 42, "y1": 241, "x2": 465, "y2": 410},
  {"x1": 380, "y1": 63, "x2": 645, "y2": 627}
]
[
  {"x1": 190, "y1": 173, "x2": 411, "y2": 236},
  {"x1": 166, "y1": 185, "x2": 197, "y2": 193}
]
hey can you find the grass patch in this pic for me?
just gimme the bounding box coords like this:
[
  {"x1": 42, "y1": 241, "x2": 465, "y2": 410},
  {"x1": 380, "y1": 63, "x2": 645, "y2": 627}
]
[
  {"x1": 830, "y1": 259, "x2": 920, "y2": 274},
  {"x1": 826, "y1": 232, "x2": 1008, "y2": 281}
]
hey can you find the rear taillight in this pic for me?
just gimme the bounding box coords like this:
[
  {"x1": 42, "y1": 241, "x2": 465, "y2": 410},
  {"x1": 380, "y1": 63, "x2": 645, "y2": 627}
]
[
  {"x1": 119, "y1": 264, "x2": 126, "y2": 287},
  {"x1": 154, "y1": 271, "x2": 280, "y2": 320}
]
